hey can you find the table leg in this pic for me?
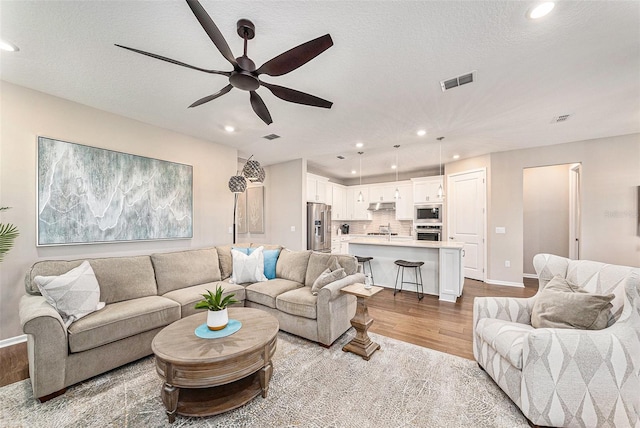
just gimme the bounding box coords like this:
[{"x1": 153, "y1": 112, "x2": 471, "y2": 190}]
[
  {"x1": 342, "y1": 296, "x2": 380, "y2": 360},
  {"x1": 260, "y1": 361, "x2": 273, "y2": 398},
  {"x1": 162, "y1": 382, "x2": 179, "y2": 423}
]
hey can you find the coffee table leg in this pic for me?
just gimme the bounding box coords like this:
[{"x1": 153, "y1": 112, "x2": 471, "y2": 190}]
[
  {"x1": 162, "y1": 382, "x2": 179, "y2": 423},
  {"x1": 260, "y1": 361, "x2": 273, "y2": 398}
]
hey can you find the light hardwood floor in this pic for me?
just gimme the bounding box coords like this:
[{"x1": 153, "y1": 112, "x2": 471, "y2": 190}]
[{"x1": 0, "y1": 277, "x2": 539, "y2": 387}]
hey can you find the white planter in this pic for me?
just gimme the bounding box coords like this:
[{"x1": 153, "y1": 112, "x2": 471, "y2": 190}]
[{"x1": 207, "y1": 308, "x2": 229, "y2": 331}]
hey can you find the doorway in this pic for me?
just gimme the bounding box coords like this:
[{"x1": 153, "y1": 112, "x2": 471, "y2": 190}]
[{"x1": 523, "y1": 163, "x2": 581, "y2": 276}]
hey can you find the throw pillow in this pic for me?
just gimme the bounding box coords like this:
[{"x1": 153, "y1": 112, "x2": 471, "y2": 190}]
[
  {"x1": 231, "y1": 246, "x2": 268, "y2": 284},
  {"x1": 531, "y1": 275, "x2": 615, "y2": 330},
  {"x1": 246, "y1": 247, "x2": 281, "y2": 280},
  {"x1": 328, "y1": 255, "x2": 342, "y2": 272},
  {"x1": 311, "y1": 267, "x2": 347, "y2": 295},
  {"x1": 34, "y1": 261, "x2": 106, "y2": 327}
]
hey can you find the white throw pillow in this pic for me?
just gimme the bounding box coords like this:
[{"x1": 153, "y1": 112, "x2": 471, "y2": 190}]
[
  {"x1": 34, "y1": 261, "x2": 105, "y2": 327},
  {"x1": 231, "y1": 246, "x2": 268, "y2": 284}
]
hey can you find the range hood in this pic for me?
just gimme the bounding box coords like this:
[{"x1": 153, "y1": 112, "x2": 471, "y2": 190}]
[{"x1": 367, "y1": 202, "x2": 396, "y2": 211}]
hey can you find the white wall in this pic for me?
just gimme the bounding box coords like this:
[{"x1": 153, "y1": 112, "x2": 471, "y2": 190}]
[
  {"x1": 0, "y1": 81, "x2": 237, "y2": 340},
  {"x1": 523, "y1": 164, "x2": 572, "y2": 275}
]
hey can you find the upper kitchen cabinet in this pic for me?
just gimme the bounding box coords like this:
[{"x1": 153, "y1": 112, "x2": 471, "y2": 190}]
[
  {"x1": 412, "y1": 176, "x2": 444, "y2": 203},
  {"x1": 307, "y1": 173, "x2": 330, "y2": 203},
  {"x1": 331, "y1": 184, "x2": 347, "y2": 220},
  {"x1": 395, "y1": 183, "x2": 413, "y2": 220},
  {"x1": 346, "y1": 186, "x2": 371, "y2": 220},
  {"x1": 369, "y1": 184, "x2": 396, "y2": 202}
]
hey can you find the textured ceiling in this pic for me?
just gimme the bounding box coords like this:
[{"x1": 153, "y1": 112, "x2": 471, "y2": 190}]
[{"x1": 1, "y1": 1, "x2": 639, "y2": 180}]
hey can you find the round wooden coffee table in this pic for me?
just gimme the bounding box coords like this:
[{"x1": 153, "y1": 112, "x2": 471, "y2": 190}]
[{"x1": 152, "y1": 307, "x2": 279, "y2": 423}]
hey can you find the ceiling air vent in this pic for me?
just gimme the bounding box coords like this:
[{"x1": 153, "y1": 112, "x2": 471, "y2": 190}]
[
  {"x1": 336, "y1": 155, "x2": 345, "y2": 160},
  {"x1": 262, "y1": 134, "x2": 281, "y2": 140},
  {"x1": 551, "y1": 114, "x2": 571, "y2": 123},
  {"x1": 440, "y1": 71, "x2": 476, "y2": 92}
]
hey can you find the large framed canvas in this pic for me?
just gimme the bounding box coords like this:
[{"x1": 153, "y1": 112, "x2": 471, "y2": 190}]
[
  {"x1": 236, "y1": 191, "x2": 247, "y2": 234},
  {"x1": 247, "y1": 186, "x2": 264, "y2": 234},
  {"x1": 37, "y1": 136, "x2": 193, "y2": 246}
]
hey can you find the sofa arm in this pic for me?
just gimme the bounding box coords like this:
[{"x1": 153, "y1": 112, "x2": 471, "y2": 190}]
[
  {"x1": 317, "y1": 272, "x2": 365, "y2": 302},
  {"x1": 473, "y1": 295, "x2": 536, "y2": 330},
  {"x1": 19, "y1": 294, "x2": 69, "y2": 399}
]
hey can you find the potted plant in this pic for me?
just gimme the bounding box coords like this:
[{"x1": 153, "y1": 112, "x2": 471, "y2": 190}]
[
  {"x1": 195, "y1": 284, "x2": 238, "y2": 331},
  {"x1": 0, "y1": 207, "x2": 19, "y2": 263}
]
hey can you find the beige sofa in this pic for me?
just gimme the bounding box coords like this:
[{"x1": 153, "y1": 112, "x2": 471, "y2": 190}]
[{"x1": 19, "y1": 244, "x2": 363, "y2": 400}]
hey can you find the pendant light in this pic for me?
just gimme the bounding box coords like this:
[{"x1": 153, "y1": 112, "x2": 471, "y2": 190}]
[
  {"x1": 242, "y1": 155, "x2": 265, "y2": 183},
  {"x1": 357, "y1": 151, "x2": 364, "y2": 203},
  {"x1": 393, "y1": 145, "x2": 400, "y2": 200},
  {"x1": 437, "y1": 137, "x2": 444, "y2": 199}
]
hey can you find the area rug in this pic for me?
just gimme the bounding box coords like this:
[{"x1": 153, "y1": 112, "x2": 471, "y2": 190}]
[{"x1": 0, "y1": 330, "x2": 528, "y2": 427}]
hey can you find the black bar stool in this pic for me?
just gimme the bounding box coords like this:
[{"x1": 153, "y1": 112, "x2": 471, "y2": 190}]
[
  {"x1": 394, "y1": 260, "x2": 424, "y2": 300},
  {"x1": 355, "y1": 256, "x2": 375, "y2": 284}
]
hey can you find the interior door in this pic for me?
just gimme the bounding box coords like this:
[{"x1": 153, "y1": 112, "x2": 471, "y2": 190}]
[{"x1": 448, "y1": 169, "x2": 486, "y2": 280}]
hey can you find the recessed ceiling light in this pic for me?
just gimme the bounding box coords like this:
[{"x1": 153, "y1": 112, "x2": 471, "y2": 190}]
[
  {"x1": 391, "y1": 165, "x2": 397, "y2": 169},
  {"x1": 527, "y1": 2, "x2": 555, "y2": 19},
  {"x1": 0, "y1": 39, "x2": 19, "y2": 52},
  {"x1": 417, "y1": 130, "x2": 426, "y2": 137},
  {"x1": 351, "y1": 170, "x2": 357, "y2": 174},
  {"x1": 224, "y1": 125, "x2": 235, "y2": 133},
  {"x1": 453, "y1": 154, "x2": 460, "y2": 160},
  {"x1": 355, "y1": 142, "x2": 364, "y2": 148}
]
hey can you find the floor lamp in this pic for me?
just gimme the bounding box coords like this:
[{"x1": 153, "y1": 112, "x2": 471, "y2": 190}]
[{"x1": 228, "y1": 173, "x2": 247, "y2": 244}]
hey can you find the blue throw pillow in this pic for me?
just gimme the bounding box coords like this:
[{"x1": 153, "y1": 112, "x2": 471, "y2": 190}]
[{"x1": 247, "y1": 247, "x2": 281, "y2": 279}]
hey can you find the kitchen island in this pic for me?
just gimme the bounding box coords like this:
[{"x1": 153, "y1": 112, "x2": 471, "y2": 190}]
[{"x1": 348, "y1": 239, "x2": 465, "y2": 302}]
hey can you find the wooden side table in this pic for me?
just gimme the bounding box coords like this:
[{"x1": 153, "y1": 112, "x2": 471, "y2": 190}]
[{"x1": 340, "y1": 282, "x2": 383, "y2": 360}]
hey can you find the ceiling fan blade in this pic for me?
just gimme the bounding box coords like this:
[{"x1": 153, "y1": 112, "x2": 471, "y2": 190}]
[
  {"x1": 115, "y1": 44, "x2": 231, "y2": 76},
  {"x1": 256, "y1": 34, "x2": 333, "y2": 77},
  {"x1": 185, "y1": 0, "x2": 237, "y2": 66},
  {"x1": 188, "y1": 84, "x2": 233, "y2": 108},
  {"x1": 261, "y1": 81, "x2": 332, "y2": 109},
  {"x1": 249, "y1": 91, "x2": 273, "y2": 125}
]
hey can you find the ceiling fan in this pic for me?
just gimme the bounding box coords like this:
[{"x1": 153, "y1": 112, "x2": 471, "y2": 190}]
[{"x1": 116, "y1": 0, "x2": 334, "y2": 125}]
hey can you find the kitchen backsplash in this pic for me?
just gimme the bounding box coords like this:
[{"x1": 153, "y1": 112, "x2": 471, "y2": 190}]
[{"x1": 332, "y1": 210, "x2": 413, "y2": 237}]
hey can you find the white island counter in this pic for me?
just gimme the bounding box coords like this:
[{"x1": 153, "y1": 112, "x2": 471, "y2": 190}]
[{"x1": 348, "y1": 238, "x2": 465, "y2": 302}]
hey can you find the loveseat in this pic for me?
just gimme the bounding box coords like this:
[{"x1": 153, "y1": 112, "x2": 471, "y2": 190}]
[
  {"x1": 473, "y1": 254, "x2": 640, "y2": 427},
  {"x1": 19, "y1": 244, "x2": 363, "y2": 400}
]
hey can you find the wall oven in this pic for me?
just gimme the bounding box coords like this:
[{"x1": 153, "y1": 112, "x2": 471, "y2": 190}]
[
  {"x1": 414, "y1": 204, "x2": 442, "y2": 224},
  {"x1": 416, "y1": 225, "x2": 442, "y2": 241}
]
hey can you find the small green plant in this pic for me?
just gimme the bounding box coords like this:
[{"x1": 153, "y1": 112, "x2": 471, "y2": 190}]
[
  {"x1": 194, "y1": 284, "x2": 238, "y2": 311},
  {"x1": 0, "y1": 207, "x2": 19, "y2": 263}
]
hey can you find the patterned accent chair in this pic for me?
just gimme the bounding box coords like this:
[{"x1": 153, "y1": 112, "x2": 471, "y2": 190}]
[{"x1": 473, "y1": 254, "x2": 640, "y2": 427}]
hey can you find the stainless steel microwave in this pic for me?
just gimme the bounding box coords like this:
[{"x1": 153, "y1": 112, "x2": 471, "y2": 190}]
[{"x1": 414, "y1": 204, "x2": 442, "y2": 224}]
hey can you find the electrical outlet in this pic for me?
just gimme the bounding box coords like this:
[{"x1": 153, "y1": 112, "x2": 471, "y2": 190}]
[
  {"x1": 496, "y1": 227, "x2": 506, "y2": 234},
  {"x1": 228, "y1": 226, "x2": 232, "y2": 234},
  {"x1": 505, "y1": 260, "x2": 511, "y2": 268},
  {"x1": 290, "y1": 226, "x2": 295, "y2": 232}
]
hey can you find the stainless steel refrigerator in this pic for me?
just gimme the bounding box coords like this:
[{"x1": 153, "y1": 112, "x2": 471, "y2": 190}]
[{"x1": 307, "y1": 202, "x2": 332, "y2": 252}]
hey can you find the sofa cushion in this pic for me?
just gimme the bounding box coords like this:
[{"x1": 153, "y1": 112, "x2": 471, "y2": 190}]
[
  {"x1": 531, "y1": 275, "x2": 615, "y2": 330},
  {"x1": 217, "y1": 243, "x2": 251, "y2": 280},
  {"x1": 305, "y1": 252, "x2": 357, "y2": 286},
  {"x1": 67, "y1": 296, "x2": 180, "y2": 353},
  {"x1": 162, "y1": 281, "x2": 245, "y2": 318},
  {"x1": 276, "y1": 249, "x2": 312, "y2": 284},
  {"x1": 477, "y1": 318, "x2": 535, "y2": 369},
  {"x1": 245, "y1": 278, "x2": 301, "y2": 308},
  {"x1": 25, "y1": 256, "x2": 158, "y2": 304},
  {"x1": 151, "y1": 248, "x2": 222, "y2": 295},
  {"x1": 311, "y1": 268, "x2": 347, "y2": 295},
  {"x1": 34, "y1": 261, "x2": 105, "y2": 327},
  {"x1": 276, "y1": 287, "x2": 318, "y2": 320}
]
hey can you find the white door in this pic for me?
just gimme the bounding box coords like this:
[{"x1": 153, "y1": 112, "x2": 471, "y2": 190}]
[{"x1": 447, "y1": 169, "x2": 486, "y2": 281}]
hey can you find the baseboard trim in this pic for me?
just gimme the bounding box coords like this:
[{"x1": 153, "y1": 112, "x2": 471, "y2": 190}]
[
  {"x1": 523, "y1": 273, "x2": 538, "y2": 279},
  {"x1": 485, "y1": 279, "x2": 524, "y2": 288},
  {"x1": 0, "y1": 335, "x2": 27, "y2": 348}
]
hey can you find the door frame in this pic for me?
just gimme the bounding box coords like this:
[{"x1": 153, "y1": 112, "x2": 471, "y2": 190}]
[
  {"x1": 569, "y1": 163, "x2": 582, "y2": 260},
  {"x1": 446, "y1": 167, "x2": 487, "y2": 282}
]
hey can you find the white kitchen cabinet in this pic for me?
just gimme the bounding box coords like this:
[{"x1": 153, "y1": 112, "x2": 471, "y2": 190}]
[
  {"x1": 331, "y1": 184, "x2": 347, "y2": 220},
  {"x1": 412, "y1": 176, "x2": 444, "y2": 203},
  {"x1": 307, "y1": 173, "x2": 330, "y2": 203},
  {"x1": 346, "y1": 186, "x2": 371, "y2": 220},
  {"x1": 369, "y1": 184, "x2": 396, "y2": 202},
  {"x1": 395, "y1": 183, "x2": 414, "y2": 220}
]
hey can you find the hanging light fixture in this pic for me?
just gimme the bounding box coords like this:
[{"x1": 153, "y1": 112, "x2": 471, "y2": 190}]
[
  {"x1": 228, "y1": 172, "x2": 247, "y2": 194},
  {"x1": 242, "y1": 155, "x2": 263, "y2": 182},
  {"x1": 357, "y1": 151, "x2": 364, "y2": 202},
  {"x1": 437, "y1": 137, "x2": 445, "y2": 199},
  {"x1": 393, "y1": 145, "x2": 401, "y2": 200}
]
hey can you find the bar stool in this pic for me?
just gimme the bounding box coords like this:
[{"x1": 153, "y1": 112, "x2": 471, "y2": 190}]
[
  {"x1": 394, "y1": 260, "x2": 424, "y2": 300},
  {"x1": 355, "y1": 256, "x2": 375, "y2": 285}
]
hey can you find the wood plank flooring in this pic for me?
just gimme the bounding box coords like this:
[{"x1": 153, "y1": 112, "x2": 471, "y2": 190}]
[{"x1": 0, "y1": 278, "x2": 538, "y2": 387}]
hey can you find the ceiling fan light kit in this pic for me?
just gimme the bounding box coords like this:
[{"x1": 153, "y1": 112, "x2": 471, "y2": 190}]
[{"x1": 116, "y1": 0, "x2": 334, "y2": 125}]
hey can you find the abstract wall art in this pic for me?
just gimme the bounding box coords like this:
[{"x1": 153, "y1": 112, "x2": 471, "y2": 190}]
[
  {"x1": 37, "y1": 137, "x2": 193, "y2": 246},
  {"x1": 247, "y1": 186, "x2": 264, "y2": 234},
  {"x1": 236, "y1": 191, "x2": 247, "y2": 234}
]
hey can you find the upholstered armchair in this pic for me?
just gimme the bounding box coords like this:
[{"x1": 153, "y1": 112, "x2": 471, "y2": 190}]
[{"x1": 473, "y1": 253, "x2": 640, "y2": 427}]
